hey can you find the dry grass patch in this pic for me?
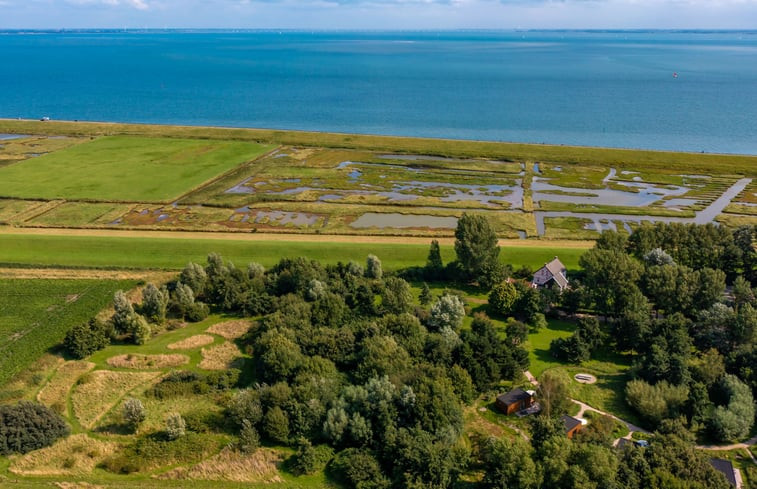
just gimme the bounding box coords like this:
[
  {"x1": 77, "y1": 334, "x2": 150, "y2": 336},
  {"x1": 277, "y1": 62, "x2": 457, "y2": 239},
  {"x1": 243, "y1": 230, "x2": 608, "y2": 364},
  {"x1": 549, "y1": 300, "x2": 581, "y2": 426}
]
[
  {"x1": 10, "y1": 434, "x2": 118, "y2": 476},
  {"x1": 167, "y1": 334, "x2": 215, "y2": 350},
  {"x1": 206, "y1": 319, "x2": 253, "y2": 340},
  {"x1": 37, "y1": 361, "x2": 95, "y2": 414},
  {"x1": 156, "y1": 447, "x2": 284, "y2": 483},
  {"x1": 72, "y1": 370, "x2": 161, "y2": 429},
  {"x1": 106, "y1": 353, "x2": 188, "y2": 369},
  {"x1": 55, "y1": 483, "x2": 105, "y2": 489},
  {"x1": 199, "y1": 342, "x2": 243, "y2": 370}
]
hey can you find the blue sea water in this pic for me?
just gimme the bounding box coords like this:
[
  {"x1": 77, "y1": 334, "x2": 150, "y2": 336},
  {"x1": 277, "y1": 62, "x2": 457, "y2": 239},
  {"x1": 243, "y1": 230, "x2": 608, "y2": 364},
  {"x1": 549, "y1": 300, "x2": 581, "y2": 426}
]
[{"x1": 1, "y1": 30, "x2": 757, "y2": 154}]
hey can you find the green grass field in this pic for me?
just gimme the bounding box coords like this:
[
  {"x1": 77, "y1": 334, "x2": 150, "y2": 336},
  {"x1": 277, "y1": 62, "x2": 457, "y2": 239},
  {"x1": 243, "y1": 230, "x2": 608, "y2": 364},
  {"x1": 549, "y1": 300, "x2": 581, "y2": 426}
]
[
  {"x1": 3, "y1": 119, "x2": 757, "y2": 176},
  {"x1": 0, "y1": 233, "x2": 587, "y2": 271},
  {"x1": 0, "y1": 136, "x2": 273, "y2": 202},
  {"x1": 0, "y1": 278, "x2": 135, "y2": 386}
]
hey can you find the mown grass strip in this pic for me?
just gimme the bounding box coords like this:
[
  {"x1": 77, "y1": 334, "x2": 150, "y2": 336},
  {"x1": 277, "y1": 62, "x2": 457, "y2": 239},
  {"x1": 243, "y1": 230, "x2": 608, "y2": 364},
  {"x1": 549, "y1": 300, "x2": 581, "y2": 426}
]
[{"x1": 0, "y1": 233, "x2": 587, "y2": 271}]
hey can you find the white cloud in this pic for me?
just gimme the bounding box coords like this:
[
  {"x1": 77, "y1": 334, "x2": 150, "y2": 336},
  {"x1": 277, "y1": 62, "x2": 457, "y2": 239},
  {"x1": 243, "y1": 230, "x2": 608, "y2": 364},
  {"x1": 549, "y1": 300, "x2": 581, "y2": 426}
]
[{"x1": 65, "y1": 0, "x2": 149, "y2": 10}]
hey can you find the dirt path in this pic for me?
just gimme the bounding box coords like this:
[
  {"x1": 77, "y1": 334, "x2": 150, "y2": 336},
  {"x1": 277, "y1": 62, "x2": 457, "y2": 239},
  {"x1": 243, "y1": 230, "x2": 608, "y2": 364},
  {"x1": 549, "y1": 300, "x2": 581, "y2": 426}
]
[
  {"x1": 0, "y1": 225, "x2": 593, "y2": 249},
  {"x1": 0, "y1": 267, "x2": 174, "y2": 281}
]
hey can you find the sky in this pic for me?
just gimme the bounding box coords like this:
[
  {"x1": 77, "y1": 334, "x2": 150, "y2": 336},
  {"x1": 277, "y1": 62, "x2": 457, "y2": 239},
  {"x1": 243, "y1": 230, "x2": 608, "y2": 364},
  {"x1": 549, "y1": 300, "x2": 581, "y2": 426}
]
[{"x1": 2, "y1": 0, "x2": 757, "y2": 30}]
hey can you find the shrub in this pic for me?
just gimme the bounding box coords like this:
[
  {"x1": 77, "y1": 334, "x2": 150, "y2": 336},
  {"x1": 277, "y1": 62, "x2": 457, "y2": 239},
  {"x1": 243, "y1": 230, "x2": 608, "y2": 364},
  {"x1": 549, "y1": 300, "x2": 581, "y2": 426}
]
[
  {"x1": 0, "y1": 401, "x2": 70, "y2": 455},
  {"x1": 64, "y1": 318, "x2": 112, "y2": 359},
  {"x1": 328, "y1": 448, "x2": 390, "y2": 489},
  {"x1": 291, "y1": 438, "x2": 334, "y2": 475},
  {"x1": 263, "y1": 406, "x2": 290, "y2": 444},
  {"x1": 165, "y1": 413, "x2": 186, "y2": 440},
  {"x1": 366, "y1": 254, "x2": 383, "y2": 279},
  {"x1": 122, "y1": 397, "x2": 146, "y2": 432},
  {"x1": 239, "y1": 419, "x2": 260, "y2": 453}
]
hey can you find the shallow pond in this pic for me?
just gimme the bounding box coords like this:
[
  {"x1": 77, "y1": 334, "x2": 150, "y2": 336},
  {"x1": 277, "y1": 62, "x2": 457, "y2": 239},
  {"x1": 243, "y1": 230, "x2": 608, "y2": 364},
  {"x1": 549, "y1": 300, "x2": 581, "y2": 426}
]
[
  {"x1": 0, "y1": 134, "x2": 29, "y2": 140},
  {"x1": 350, "y1": 213, "x2": 458, "y2": 229}
]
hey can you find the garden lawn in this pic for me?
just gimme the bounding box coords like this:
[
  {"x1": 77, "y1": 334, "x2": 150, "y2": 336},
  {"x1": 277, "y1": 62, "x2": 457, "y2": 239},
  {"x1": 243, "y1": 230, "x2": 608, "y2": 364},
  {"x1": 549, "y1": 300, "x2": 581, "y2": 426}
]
[
  {"x1": 0, "y1": 136, "x2": 273, "y2": 202},
  {"x1": 0, "y1": 234, "x2": 585, "y2": 271},
  {"x1": 0, "y1": 278, "x2": 135, "y2": 385},
  {"x1": 526, "y1": 319, "x2": 575, "y2": 377}
]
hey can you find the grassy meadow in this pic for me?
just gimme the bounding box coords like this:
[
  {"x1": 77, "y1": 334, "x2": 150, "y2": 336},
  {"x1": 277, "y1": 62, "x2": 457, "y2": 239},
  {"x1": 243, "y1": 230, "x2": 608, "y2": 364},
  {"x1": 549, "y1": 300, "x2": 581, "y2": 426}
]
[
  {"x1": 0, "y1": 278, "x2": 135, "y2": 387},
  {"x1": 0, "y1": 136, "x2": 273, "y2": 202}
]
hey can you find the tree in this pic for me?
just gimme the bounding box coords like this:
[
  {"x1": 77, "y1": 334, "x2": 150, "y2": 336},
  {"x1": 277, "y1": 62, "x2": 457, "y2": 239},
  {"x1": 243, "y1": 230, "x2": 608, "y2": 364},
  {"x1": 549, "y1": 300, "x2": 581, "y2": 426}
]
[
  {"x1": 328, "y1": 448, "x2": 390, "y2": 489},
  {"x1": 0, "y1": 401, "x2": 69, "y2": 455},
  {"x1": 580, "y1": 249, "x2": 642, "y2": 317},
  {"x1": 426, "y1": 240, "x2": 444, "y2": 279},
  {"x1": 291, "y1": 438, "x2": 334, "y2": 475},
  {"x1": 595, "y1": 230, "x2": 628, "y2": 252},
  {"x1": 365, "y1": 254, "x2": 382, "y2": 279},
  {"x1": 536, "y1": 369, "x2": 571, "y2": 418},
  {"x1": 140, "y1": 283, "x2": 168, "y2": 323},
  {"x1": 263, "y1": 406, "x2": 290, "y2": 444},
  {"x1": 165, "y1": 413, "x2": 186, "y2": 440},
  {"x1": 454, "y1": 213, "x2": 500, "y2": 281},
  {"x1": 238, "y1": 419, "x2": 260, "y2": 453},
  {"x1": 381, "y1": 277, "x2": 413, "y2": 315},
  {"x1": 625, "y1": 379, "x2": 689, "y2": 425},
  {"x1": 419, "y1": 283, "x2": 432, "y2": 306},
  {"x1": 708, "y1": 374, "x2": 755, "y2": 442},
  {"x1": 643, "y1": 247, "x2": 675, "y2": 266},
  {"x1": 179, "y1": 262, "x2": 207, "y2": 298},
  {"x1": 122, "y1": 397, "x2": 146, "y2": 432},
  {"x1": 428, "y1": 294, "x2": 466, "y2": 332},
  {"x1": 64, "y1": 319, "x2": 111, "y2": 359},
  {"x1": 489, "y1": 281, "x2": 518, "y2": 317},
  {"x1": 480, "y1": 437, "x2": 540, "y2": 489},
  {"x1": 112, "y1": 290, "x2": 135, "y2": 334}
]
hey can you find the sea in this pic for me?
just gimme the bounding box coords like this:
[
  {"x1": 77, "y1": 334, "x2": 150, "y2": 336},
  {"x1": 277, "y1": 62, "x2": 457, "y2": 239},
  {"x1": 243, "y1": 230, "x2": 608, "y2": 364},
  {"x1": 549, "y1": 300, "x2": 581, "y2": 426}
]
[{"x1": 1, "y1": 30, "x2": 757, "y2": 154}]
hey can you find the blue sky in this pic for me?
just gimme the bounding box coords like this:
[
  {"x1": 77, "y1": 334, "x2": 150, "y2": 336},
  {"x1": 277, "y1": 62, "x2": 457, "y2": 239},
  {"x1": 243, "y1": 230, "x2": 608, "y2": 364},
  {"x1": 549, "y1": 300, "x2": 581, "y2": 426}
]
[{"x1": 2, "y1": 0, "x2": 757, "y2": 29}]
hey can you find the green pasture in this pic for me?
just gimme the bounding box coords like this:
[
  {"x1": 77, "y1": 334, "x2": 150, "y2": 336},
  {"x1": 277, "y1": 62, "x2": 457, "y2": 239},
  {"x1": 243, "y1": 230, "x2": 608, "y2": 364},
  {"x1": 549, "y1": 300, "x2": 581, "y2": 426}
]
[
  {"x1": 0, "y1": 278, "x2": 134, "y2": 386},
  {"x1": 3, "y1": 119, "x2": 757, "y2": 176},
  {"x1": 0, "y1": 234, "x2": 587, "y2": 271},
  {"x1": 0, "y1": 136, "x2": 273, "y2": 202}
]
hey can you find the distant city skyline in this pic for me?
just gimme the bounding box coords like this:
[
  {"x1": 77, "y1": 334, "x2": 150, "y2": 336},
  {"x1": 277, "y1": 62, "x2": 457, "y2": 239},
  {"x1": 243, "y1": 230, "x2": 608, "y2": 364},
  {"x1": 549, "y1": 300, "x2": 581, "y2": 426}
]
[{"x1": 2, "y1": 0, "x2": 757, "y2": 30}]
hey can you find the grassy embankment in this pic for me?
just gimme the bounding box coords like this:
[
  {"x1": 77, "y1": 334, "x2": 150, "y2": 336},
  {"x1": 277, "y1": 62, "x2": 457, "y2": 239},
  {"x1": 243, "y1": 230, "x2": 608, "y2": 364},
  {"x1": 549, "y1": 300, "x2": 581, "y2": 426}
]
[
  {"x1": 0, "y1": 232, "x2": 589, "y2": 271},
  {"x1": 3, "y1": 119, "x2": 757, "y2": 175}
]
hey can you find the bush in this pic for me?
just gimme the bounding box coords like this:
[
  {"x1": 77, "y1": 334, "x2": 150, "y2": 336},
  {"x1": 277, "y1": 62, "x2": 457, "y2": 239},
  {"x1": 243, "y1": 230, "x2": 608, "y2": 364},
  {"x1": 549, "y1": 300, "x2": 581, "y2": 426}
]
[
  {"x1": 291, "y1": 438, "x2": 334, "y2": 475},
  {"x1": 122, "y1": 397, "x2": 146, "y2": 432},
  {"x1": 166, "y1": 413, "x2": 186, "y2": 440},
  {"x1": 239, "y1": 419, "x2": 261, "y2": 453},
  {"x1": 328, "y1": 448, "x2": 390, "y2": 489},
  {"x1": 489, "y1": 281, "x2": 518, "y2": 317},
  {"x1": 64, "y1": 318, "x2": 112, "y2": 359},
  {"x1": 0, "y1": 401, "x2": 70, "y2": 455},
  {"x1": 146, "y1": 369, "x2": 239, "y2": 399},
  {"x1": 263, "y1": 406, "x2": 290, "y2": 444}
]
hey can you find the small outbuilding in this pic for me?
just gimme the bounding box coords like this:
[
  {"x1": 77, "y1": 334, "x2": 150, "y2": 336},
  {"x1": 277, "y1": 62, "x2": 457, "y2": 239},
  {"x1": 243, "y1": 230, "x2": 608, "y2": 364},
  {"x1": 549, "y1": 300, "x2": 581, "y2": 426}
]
[
  {"x1": 495, "y1": 388, "x2": 535, "y2": 415},
  {"x1": 532, "y1": 256, "x2": 569, "y2": 291},
  {"x1": 562, "y1": 415, "x2": 586, "y2": 439},
  {"x1": 710, "y1": 459, "x2": 741, "y2": 488}
]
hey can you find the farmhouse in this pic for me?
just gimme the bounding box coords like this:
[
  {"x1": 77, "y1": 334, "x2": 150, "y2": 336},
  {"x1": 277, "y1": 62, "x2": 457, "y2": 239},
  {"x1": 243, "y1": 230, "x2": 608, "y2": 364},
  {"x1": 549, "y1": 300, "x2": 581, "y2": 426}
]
[
  {"x1": 562, "y1": 415, "x2": 586, "y2": 439},
  {"x1": 495, "y1": 388, "x2": 535, "y2": 415},
  {"x1": 532, "y1": 256, "x2": 569, "y2": 291},
  {"x1": 710, "y1": 459, "x2": 742, "y2": 488}
]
